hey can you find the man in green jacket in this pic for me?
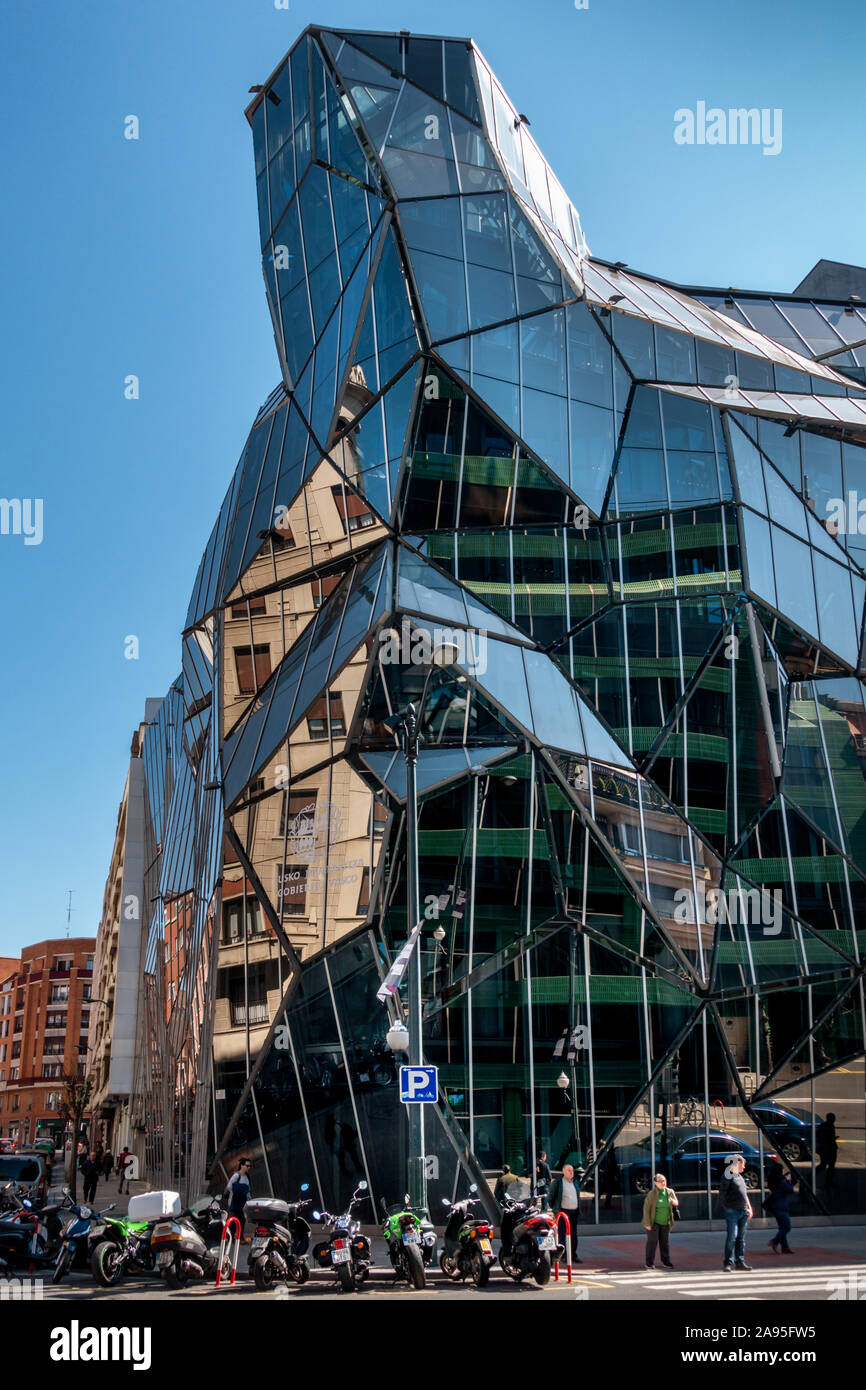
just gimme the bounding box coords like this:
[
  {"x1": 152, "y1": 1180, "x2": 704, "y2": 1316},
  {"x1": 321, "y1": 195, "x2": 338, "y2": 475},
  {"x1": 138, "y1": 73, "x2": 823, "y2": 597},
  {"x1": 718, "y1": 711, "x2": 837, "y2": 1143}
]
[{"x1": 642, "y1": 1173, "x2": 679, "y2": 1269}]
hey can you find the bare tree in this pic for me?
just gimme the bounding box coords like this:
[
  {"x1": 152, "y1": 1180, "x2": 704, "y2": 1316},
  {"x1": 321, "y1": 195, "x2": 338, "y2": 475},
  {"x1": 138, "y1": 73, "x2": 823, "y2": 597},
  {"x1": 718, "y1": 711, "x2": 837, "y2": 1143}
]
[{"x1": 59, "y1": 1073, "x2": 94, "y2": 1201}]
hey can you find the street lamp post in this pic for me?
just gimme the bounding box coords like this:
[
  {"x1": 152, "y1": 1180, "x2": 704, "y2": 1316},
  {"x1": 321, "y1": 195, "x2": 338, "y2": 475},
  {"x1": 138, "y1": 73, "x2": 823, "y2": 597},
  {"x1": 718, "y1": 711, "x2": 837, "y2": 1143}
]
[
  {"x1": 397, "y1": 701, "x2": 425, "y2": 1212},
  {"x1": 390, "y1": 638, "x2": 460, "y2": 1214}
]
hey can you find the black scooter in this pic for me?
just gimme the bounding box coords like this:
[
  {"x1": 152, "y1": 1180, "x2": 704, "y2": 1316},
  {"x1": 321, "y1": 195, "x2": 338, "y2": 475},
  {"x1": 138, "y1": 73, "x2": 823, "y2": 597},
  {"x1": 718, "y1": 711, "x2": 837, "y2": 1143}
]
[
  {"x1": 311, "y1": 1181, "x2": 372, "y2": 1292},
  {"x1": 499, "y1": 1196, "x2": 562, "y2": 1286},
  {"x1": 439, "y1": 1185, "x2": 496, "y2": 1287},
  {"x1": 246, "y1": 1184, "x2": 313, "y2": 1290},
  {"x1": 0, "y1": 1183, "x2": 69, "y2": 1274}
]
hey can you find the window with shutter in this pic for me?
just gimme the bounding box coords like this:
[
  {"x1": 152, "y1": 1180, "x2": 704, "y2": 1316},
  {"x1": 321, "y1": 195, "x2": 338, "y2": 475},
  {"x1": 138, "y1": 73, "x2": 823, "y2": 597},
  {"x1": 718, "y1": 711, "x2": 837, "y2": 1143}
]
[{"x1": 234, "y1": 644, "x2": 271, "y2": 695}]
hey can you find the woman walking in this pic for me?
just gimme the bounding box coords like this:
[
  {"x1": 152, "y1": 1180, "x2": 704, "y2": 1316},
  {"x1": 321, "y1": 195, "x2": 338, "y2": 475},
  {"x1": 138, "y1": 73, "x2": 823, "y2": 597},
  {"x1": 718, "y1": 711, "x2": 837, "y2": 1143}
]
[
  {"x1": 767, "y1": 1162, "x2": 796, "y2": 1254},
  {"x1": 642, "y1": 1173, "x2": 679, "y2": 1269}
]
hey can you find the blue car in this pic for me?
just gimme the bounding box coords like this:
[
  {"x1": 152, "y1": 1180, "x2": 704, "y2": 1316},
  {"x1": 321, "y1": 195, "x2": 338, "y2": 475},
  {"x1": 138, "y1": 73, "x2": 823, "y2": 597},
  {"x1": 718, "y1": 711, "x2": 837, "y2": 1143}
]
[
  {"x1": 617, "y1": 1128, "x2": 773, "y2": 1194},
  {"x1": 749, "y1": 1102, "x2": 819, "y2": 1163}
]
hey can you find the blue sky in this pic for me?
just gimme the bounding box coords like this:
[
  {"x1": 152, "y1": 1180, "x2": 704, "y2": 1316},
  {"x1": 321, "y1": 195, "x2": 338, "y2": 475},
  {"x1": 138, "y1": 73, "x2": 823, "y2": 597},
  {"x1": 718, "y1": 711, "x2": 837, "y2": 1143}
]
[{"x1": 1, "y1": 0, "x2": 864, "y2": 956}]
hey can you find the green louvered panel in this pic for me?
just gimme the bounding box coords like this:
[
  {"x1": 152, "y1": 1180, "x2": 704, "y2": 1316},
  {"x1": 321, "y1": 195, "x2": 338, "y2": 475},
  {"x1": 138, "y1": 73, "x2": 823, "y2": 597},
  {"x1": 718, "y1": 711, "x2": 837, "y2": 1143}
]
[
  {"x1": 418, "y1": 827, "x2": 548, "y2": 858},
  {"x1": 733, "y1": 856, "x2": 849, "y2": 884},
  {"x1": 607, "y1": 524, "x2": 737, "y2": 559},
  {"x1": 714, "y1": 940, "x2": 848, "y2": 963},
  {"x1": 680, "y1": 805, "x2": 728, "y2": 833},
  {"x1": 614, "y1": 572, "x2": 740, "y2": 597}
]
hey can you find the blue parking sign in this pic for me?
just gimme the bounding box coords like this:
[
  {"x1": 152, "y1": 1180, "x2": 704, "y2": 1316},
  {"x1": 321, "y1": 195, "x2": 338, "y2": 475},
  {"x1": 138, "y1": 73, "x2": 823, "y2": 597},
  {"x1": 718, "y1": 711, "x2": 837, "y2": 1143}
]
[{"x1": 399, "y1": 1065, "x2": 438, "y2": 1104}]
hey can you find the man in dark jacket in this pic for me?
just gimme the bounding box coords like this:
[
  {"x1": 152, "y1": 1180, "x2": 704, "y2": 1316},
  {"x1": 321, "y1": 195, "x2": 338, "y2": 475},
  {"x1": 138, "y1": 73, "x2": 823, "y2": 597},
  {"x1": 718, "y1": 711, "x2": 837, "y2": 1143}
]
[
  {"x1": 720, "y1": 1154, "x2": 752, "y2": 1271},
  {"x1": 81, "y1": 1151, "x2": 100, "y2": 1205},
  {"x1": 548, "y1": 1164, "x2": 582, "y2": 1264},
  {"x1": 535, "y1": 1151, "x2": 551, "y2": 1207}
]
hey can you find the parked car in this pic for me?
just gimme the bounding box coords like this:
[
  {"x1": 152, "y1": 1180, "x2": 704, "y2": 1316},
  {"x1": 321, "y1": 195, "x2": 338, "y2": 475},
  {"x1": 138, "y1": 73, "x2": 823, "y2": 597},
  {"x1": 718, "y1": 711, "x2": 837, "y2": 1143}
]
[
  {"x1": 749, "y1": 1102, "x2": 819, "y2": 1163},
  {"x1": 0, "y1": 1139, "x2": 16, "y2": 1154},
  {"x1": 0, "y1": 1154, "x2": 48, "y2": 1201},
  {"x1": 617, "y1": 1128, "x2": 773, "y2": 1194}
]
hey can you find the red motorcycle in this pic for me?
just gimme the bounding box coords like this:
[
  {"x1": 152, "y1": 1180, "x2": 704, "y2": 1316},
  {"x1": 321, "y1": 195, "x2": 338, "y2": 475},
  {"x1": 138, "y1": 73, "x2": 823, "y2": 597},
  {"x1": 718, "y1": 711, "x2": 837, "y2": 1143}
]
[{"x1": 499, "y1": 1197, "x2": 563, "y2": 1285}]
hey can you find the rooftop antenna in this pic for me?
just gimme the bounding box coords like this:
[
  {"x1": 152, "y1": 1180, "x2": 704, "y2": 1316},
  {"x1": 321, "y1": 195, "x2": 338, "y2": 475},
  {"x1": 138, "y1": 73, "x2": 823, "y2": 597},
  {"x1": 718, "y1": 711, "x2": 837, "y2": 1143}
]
[{"x1": 65, "y1": 890, "x2": 73, "y2": 938}]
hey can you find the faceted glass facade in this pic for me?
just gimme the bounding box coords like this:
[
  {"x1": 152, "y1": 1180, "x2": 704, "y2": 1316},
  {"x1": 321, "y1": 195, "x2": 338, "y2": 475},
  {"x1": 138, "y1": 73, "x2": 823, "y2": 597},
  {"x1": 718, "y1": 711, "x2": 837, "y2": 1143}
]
[{"x1": 132, "y1": 27, "x2": 866, "y2": 1222}]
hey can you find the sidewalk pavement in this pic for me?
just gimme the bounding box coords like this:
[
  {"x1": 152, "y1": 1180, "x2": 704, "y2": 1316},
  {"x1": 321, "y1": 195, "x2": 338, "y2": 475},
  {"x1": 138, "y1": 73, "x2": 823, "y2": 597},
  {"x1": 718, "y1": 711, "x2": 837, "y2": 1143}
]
[
  {"x1": 549, "y1": 1223, "x2": 866, "y2": 1271},
  {"x1": 52, "y1": 1172, "x2": 149, "y2": 1216}
]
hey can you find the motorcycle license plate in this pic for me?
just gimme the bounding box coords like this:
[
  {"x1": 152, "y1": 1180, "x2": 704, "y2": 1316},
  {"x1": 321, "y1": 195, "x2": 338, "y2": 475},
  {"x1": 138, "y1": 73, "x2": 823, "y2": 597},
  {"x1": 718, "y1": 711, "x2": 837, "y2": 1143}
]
[
  {"x1": 402, "y1": 1230, "x2": 421, "y2": 1245},
  {"x1": 537, "y1": 1233, "x2": 556, "y2": 1250},
  {"x1": 480, "y1": 1238, "x2": 492, "y2": 1253},
  {"x1": 332, "y1": 1247, "x2": 352, "y2": 1265},
  {"x1": 157, "y1": 1251, "x2": 173, "y2": 1268},
  {"x1": 251, "y1": 1238, "x2": 267, "y2": 1253}
]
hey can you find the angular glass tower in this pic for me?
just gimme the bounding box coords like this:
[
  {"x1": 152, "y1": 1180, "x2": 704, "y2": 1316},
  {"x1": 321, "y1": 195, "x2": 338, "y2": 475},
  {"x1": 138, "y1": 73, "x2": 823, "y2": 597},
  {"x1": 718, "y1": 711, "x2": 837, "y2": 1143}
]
[{"x1": 131, "y1": 28, "x2": 866, "y2": 1223}]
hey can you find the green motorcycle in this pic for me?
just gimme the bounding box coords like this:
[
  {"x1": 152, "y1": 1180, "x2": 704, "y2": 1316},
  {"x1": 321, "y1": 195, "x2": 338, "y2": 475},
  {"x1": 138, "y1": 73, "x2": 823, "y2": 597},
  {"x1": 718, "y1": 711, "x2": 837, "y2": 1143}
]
[
  {"x1": 381, "y1": 1197, "x2": 436, "y2": 1289},
  {"x1": 89, "y1": 1213, "x2": 156, "y2": 1287}
]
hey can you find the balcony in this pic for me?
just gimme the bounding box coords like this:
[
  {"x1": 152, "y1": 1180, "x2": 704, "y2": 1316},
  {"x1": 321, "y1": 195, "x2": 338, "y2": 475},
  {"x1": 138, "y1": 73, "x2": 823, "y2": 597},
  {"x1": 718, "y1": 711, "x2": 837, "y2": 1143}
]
[
  {"x1": 230, "y1": 1000, "x2": 269, "y2": 1027},
  {"x1": 50, "y1": 968, "x2": 71, "y2": 980}
]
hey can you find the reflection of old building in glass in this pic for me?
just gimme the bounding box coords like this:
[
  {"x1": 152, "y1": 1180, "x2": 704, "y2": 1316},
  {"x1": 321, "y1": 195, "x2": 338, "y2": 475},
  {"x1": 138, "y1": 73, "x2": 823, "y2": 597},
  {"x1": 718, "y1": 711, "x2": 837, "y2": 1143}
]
[{"x1": 122, "y1": 27, "x2": 866, "y2": 1223}]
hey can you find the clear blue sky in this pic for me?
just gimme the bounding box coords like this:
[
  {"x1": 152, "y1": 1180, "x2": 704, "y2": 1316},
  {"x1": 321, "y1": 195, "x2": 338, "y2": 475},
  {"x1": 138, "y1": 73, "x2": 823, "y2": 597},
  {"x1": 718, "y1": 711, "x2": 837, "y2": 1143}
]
[{"x1": 1, "y1": 0, "x2": 864, "y2": 956}]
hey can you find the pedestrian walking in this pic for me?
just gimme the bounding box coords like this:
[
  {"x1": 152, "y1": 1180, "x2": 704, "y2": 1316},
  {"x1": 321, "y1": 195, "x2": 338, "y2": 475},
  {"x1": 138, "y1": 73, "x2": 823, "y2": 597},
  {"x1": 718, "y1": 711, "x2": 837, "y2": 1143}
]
[
  {"x1": 82, "y1": 1151, "x2": 100, "y2": 1205},
  {"x1": 102, "y1": 1149, "x2": 114, "y2": 1181},
  {"x1": 720, "y1": 1154, "x2": 753, "y2": 1271},
  {"x1": 224, "y1": 1158, "x2": 252, "y2": 1242},
  {"x1": 548, "y1": 1162, "x2": 582, "y2": 1265},
  {"x1": 816, "y1": 1113, "x2": 838, "y2": 1192},
  {"x1": 642, "y1": 1173, "x2": 679, "y2": 1269},
  {"x1": 766, "y1": 1162, "x2": 796, "y2": 1254},
  {"x1": 535, "y1": 1150, "x2": 551, "y2": 1208},
  {"x1": 116, "y1": 1147, "x2": 133, "y2": 1194},
  {"x1": 493, "y1": 1163, "x2": 521, "y2": 1206}
]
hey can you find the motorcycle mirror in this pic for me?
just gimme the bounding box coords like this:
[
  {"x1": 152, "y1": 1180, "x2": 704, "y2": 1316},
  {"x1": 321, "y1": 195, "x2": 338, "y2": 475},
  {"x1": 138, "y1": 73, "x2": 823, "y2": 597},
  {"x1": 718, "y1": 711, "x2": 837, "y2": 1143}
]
[
  {"x1": 312, "y1": 1210, "x2": 322, "y2": 1222},
  {"x1": 358, "y1": 1180, "x2": 368, "y2": 1191},
  {"x1": 469, "y1": 1183, "x2": 478, "y2": 1193},
  {"x1": 441, "y1": 1198, "x2": 451, "y2": 1207},
  {"x1": 300, "y1": 1183, "x2": 310, "y2": 1192},
  {"x1": 404, "y1": 1193, "x2": 410, "y2": 1205}
]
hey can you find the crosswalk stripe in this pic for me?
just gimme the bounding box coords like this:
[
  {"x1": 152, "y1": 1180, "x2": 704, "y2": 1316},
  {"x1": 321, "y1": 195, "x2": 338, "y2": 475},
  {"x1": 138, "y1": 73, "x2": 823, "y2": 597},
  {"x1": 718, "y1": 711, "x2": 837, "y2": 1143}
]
[
  {"x1": 605, "y1": 1263, "x2": 863, "y2": 1282},
  {"x1": 596, "y1": 1263, "x2": 865, "y2": 1297}
]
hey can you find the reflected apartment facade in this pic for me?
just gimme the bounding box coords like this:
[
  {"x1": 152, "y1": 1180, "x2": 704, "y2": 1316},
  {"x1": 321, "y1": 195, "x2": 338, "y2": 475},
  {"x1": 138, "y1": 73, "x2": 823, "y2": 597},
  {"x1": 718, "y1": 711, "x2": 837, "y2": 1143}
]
[{"x1": 120, "y1": 27, "x2": 866, "y2": 1223}]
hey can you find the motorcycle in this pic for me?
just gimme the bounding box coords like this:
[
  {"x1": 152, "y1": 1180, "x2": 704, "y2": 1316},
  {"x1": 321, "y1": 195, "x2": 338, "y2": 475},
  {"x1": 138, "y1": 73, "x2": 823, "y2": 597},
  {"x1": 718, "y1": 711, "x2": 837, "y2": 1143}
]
[
  {"x1": 89, "y1": 1213, "x2": 156, "y2": 1287},
  {"x1": 246, "y1": 1183, "x2": 313, "y2": 1291},
  {"x1": 53, "y1": 1192, "x2": 118, "y2": 1284},
  {"x1": 499, "y1": 1196, "x2": 562, "y2": 1286},
  {"x1": 381, "y1": 1196, "x2": 436, "y2": 1290},
  {"x1": 311, "y1": 1181, "x2": 372, "y2": 1292},
  {"x1": 439, "y1": 1185, "x2": 495, "y2": 1287},
  {"x1": 0, "y1": 1183, "x2": 70, "y2": 1274},
  {"x1": 151, "y1": 1195, "x2": 232, "y2": 1289}
]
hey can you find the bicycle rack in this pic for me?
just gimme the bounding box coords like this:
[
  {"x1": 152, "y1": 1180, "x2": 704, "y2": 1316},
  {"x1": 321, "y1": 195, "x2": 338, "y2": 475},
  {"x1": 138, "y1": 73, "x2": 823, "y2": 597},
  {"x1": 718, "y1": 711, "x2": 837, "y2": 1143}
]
[
  {"x1": 553, "y1": 1213, "x2": 572, "y2": 1284},
  {"x1": 215, "y1": 1215, "x2": 242, "y2": 1287},
  {"x1": 712, "y1": 1098, "x2": 727, "y2": 1131}
]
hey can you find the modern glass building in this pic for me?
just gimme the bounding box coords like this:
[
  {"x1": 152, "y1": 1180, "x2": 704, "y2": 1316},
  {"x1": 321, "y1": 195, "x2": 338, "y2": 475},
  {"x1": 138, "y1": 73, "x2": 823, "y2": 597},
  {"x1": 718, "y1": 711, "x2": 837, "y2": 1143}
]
[{"x1": 127, "y1": 27, "x2": 866, "y2": 1225}]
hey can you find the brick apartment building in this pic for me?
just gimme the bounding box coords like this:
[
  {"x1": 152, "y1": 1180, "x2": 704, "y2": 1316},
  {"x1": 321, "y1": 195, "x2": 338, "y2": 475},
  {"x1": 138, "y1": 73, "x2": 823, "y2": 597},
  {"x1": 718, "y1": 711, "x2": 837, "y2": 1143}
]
[{"x1": 0, "y1": 938, "x2": 96, "y2": 1148}]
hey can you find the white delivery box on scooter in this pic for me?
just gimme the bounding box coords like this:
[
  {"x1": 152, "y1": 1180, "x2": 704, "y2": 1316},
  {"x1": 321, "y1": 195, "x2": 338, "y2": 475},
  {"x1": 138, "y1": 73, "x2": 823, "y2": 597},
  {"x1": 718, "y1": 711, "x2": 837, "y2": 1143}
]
[{"x1": 127, "y1": 1190, "x2": 182, "y2": 1221}]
